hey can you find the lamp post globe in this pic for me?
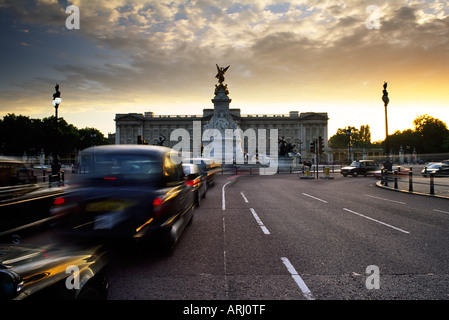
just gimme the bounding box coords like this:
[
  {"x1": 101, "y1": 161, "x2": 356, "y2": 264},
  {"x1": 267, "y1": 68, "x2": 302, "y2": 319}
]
[
  {"x1": 51, "y1": 84, "x2": 62, "y2": 177},
  {"x1": 382, "y1": 82, "x2": 392, "y2": 172}
]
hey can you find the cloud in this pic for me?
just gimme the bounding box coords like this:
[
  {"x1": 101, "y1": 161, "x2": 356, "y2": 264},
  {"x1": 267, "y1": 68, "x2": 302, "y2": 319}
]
[{"x1": 0, "y1": 0, "x2": 448, "y2": 137}]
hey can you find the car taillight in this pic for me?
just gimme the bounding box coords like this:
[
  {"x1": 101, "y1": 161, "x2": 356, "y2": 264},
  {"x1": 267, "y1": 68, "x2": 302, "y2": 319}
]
[
  {"x1": 152, "y1": 196, "x2": 168, "y2": 220},
  {"x1": 186, "y1": 179, "x2": 199, "y2": 186},
  {"x1": 153, "y1": 197, "x2": 163, "y2": 206},
  {"x1": 50, "y1": 197, "x2": 77, "y2": 216},
  {"x1": 53, "y1": 197, "x2": 65, "y2": 205}
]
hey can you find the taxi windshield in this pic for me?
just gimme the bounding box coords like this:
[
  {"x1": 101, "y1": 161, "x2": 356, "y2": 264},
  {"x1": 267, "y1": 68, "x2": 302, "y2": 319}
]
[
  {"x1": 78, "y1": 153, "x2": 162, "y2": 182},
  {"x1": 349, "y1": 161, "x2": 360, "y2": 167}
]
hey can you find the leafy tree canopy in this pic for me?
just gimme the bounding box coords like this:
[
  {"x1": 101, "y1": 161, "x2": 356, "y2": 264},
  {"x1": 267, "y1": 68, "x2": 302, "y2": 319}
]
[
  {"x1": 329, "y1": 125, "x2": 373, "y2": 149},
  {"x1": 0, "y1": 113, "x2": 110, "y2": 157},
  {"x1": 329, "y1": 114, "x2": 449, "y2": 154}
]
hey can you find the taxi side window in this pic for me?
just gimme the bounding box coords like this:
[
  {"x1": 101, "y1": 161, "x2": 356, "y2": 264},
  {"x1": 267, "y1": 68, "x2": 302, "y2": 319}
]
[{"x1": 163, "y1": 155, "x2": 183, "y2": 184}]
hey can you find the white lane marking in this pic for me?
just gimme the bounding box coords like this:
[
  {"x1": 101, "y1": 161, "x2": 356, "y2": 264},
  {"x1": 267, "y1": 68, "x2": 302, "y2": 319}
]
[
  {"x1": 343, "y1": 208, "x2": 410, "y2": 234},
  {"x1": 222, "y1": 181, "x2": 232, "y2": 211},
  {"x1": 302, "y1": 193, "x2": 328, "y2": 203},
  {"x1": 434, "y1": 209, "x2": 449, "y2": 215},
  {"x1": 223, "y1": 250, "x2": 229, "y2": 298},
  {"x1": 240, "y1": 192, "x2": 249, "y2": 203},
  {"x1": 364, "y1": 194, "x2": 406, "y2": 205},
  {"x1": 250, "y1": 208, "x2": 270, "y2": 234},
  {"x1": 281, "y1": 257, "x2": 315, "y2": 300}
]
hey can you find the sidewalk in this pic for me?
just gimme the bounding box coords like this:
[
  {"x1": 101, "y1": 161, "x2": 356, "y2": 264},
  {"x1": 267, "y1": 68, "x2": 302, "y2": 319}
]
[{"x1": 376, "y1": 174, "x2": 449, "y2": 200}]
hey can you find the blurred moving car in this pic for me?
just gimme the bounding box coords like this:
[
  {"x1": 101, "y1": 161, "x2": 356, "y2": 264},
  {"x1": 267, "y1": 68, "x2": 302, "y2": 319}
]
[
  {"x1": 184, "y1": 158, "x2": 220, "y2": 187},
  {"x1": 182, "y1": 163, "x2": 207, "y2": 207},
  {"x1": 50, "y1": 145, "x2": 195, "y2": 250},
  {"x1": 0, "y1": 158, "x2": 63, "y2": 236},
  {"x1": 372, "y1": 165, "x2": 410, "y2": 178},
  {"x1": 0, "y1": 243, "x2": 108, "y2": 300},
  {"x1": 340, "y1": 160, "x2": 380, "y2": 177},
  {"x1": 422, "y1": 162, "x2": 449, "y2": 177},
  {"x1": 392, "y1": 166, "x2": 410, "y2": 175}
]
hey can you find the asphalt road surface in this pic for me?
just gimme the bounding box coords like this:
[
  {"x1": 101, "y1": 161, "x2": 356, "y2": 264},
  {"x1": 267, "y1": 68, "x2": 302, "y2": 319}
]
[
  {"x1": 104, "y1": 173, "x2": 449, "y2": 301},
  {"x1": 8, "y1": 171, "x2": 449, "y2": 314}
]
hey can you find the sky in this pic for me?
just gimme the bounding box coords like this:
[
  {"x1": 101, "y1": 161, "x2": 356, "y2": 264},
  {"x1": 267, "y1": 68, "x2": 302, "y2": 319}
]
[{"x1": 0, "y1": 0, "x2": 448, "y2": 142}]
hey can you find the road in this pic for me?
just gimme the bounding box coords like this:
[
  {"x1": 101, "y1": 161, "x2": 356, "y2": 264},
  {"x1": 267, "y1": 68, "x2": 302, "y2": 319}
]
[
  {"x1": 7, "y1": 171, "x2": 449, "y2": 311},
  {"x1": 104, "y1": 173, "x2": 449, "y2": 301}
]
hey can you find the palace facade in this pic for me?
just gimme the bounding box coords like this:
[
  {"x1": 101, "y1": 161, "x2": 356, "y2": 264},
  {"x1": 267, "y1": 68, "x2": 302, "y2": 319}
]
[{"x1": 114, "y1": 108, "x2": 331, "y2": 162}]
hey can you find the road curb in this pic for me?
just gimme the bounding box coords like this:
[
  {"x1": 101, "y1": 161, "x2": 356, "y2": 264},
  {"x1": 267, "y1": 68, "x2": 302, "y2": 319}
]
[{"x1": 375, "y1": 181, "x2": 449, "y2": 200}]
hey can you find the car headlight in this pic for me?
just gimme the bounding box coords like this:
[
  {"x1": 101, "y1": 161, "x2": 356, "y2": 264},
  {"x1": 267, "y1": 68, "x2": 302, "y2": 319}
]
[{"x1": 0, "y1": 270, "x2": 24, "y2": 300}]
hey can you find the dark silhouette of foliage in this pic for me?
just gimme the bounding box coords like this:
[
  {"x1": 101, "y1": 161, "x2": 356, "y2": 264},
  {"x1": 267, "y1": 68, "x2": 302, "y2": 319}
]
[
  {"x1": 329, "y1": 114, "x2": 449, "y2": 155},
  {"x1": 0, "y1": 113, "x2": 110, "y2": 157}
]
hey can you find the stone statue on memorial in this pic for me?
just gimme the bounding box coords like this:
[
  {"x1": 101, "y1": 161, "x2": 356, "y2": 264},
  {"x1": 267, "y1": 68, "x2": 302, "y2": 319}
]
[
  {"x1": 215, "y1": 64, "x2": 229, "y2": 84},
  {"x1": 215, "y1": 64, "x2": 230, "y2": 96}
]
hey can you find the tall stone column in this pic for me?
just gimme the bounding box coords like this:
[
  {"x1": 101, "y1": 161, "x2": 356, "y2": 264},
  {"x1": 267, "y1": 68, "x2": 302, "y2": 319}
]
[{"x1": 203, "y1": 65, "x2": 243, "y2": 164}]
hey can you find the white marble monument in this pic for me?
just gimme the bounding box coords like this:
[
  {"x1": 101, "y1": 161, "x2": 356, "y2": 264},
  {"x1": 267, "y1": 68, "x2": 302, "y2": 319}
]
[{"x1": 202, "y1": 65, "x2": 244, "y2": 164}]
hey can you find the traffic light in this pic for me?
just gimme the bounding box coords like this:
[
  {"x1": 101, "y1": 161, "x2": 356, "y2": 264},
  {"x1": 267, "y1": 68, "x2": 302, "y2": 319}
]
[
  {"x1": 310, "y1": 141, "x2": 315, "y2": 153},
  {"x1": 318, "y1": 136, "x2": 324, "y2": 154}
]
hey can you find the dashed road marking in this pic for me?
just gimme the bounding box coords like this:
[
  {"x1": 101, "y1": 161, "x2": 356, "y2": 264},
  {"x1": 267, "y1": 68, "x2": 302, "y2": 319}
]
[
  {"x1": 281, "y1": 257, "x2": 315, "y2": 300},
  {"x1": 302, "y1": 193, "x2": 328, "y2": 203},
  {"x1": 240, "y1": 191, "x2": 249, "y2": 203},
  {"x1": 250, "y1": 208, "x2": 270, "y2": 235},
  {"x1": 343, "y1": 208, "x2": 410, "y2": 234}
]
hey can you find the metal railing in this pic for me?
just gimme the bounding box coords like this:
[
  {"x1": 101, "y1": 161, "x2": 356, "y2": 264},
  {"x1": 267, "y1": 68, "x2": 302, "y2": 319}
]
[{"x1": 380, "y1": 168, "x2": 449, "y2": 197}]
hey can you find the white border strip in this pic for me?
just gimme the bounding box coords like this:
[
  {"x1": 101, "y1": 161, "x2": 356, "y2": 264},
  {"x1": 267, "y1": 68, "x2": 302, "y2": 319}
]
[
  {"x1": 281, "y1": 257, "x2": 315, "y2": 300},
  {"x1": 343, "y1": 208, "x2": 410, "y2": 234},
  {"x1": 222, "y1": 181, "x2": 232, "y2": 210}
]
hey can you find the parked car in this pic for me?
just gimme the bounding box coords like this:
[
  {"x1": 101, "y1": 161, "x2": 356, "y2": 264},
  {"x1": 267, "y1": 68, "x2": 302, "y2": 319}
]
[
  {"x1": 422, "y1": 162, "x2": 449, "y2": 177},
  {"x1": 0, "y1": 158, "x2": 63, "y2": 236},
  {"x1": 0, "y1": 243, "x2": 108, "y2": 300},
  {"x1": 182, "y1": 163, "x2": 207, "y2": 206},
  {"x1": 340, "y1": 160, "x2": 381, "y2": 177},
  {"x1": 50, "y1": 145, "x2": 195, "y2": 250}
]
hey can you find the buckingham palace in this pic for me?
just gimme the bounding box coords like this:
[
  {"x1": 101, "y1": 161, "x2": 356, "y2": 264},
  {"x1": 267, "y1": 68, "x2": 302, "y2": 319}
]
[
  {"x1": 114, "y1": 109, "x2": 330, "y2": 161},
  {"x1": 114, "y1": 64, "x2": 330, "y2": 162}
]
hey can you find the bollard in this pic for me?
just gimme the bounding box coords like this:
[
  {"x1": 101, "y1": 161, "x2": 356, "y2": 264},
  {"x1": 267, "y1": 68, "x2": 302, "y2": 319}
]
[
  {"x1": 384, "y1": 169, "x2": 388, "y2": 187},
  {"x1": 409, "y1": 169, "x2": 413, "y2": 192},
  {"x1": 430, "y1": 172, "x2": 435, "y2": 195},
  {"x1": 394, "y1": 176, "x2": 398, "y2": 189}
]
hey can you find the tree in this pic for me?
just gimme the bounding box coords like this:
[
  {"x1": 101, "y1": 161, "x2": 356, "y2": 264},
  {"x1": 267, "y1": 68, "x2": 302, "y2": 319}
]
[
  {"x1": 359, "y1": 125, "x2": 371, "y2": 145},
  {"x1": 77, "y1": 128, "x2": 109, "y2": 150},
  {"x1": 387, "y1": 129, "x2": 419, "y2": 154},
  {"x1": 380, "y1": 114, "x2": 449, "y2": 155},
  {"x1": 0, "y1": 114, "x2": 110, "y2": 158},
  {"x1": 0, "y1": 114, "x2": 35, "y2": 156},
  {"x1": 412, "y1": 114, "x2": 449, "y2": 154},
  {"x1": 329, "y1": 125, "x2": 373, "y2": 149}
]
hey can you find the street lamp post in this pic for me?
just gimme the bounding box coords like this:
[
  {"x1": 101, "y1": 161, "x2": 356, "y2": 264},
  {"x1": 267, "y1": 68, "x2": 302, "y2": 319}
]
[
  {"x1": 382, "y1": 81, "x2": 392, "y2": 171},
  {"x1": 346, "y1": 128, "x2": 353, "y2": 163},
  {"x1": 51, "y1": 84, "x2": 62, "y2": 178}
]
